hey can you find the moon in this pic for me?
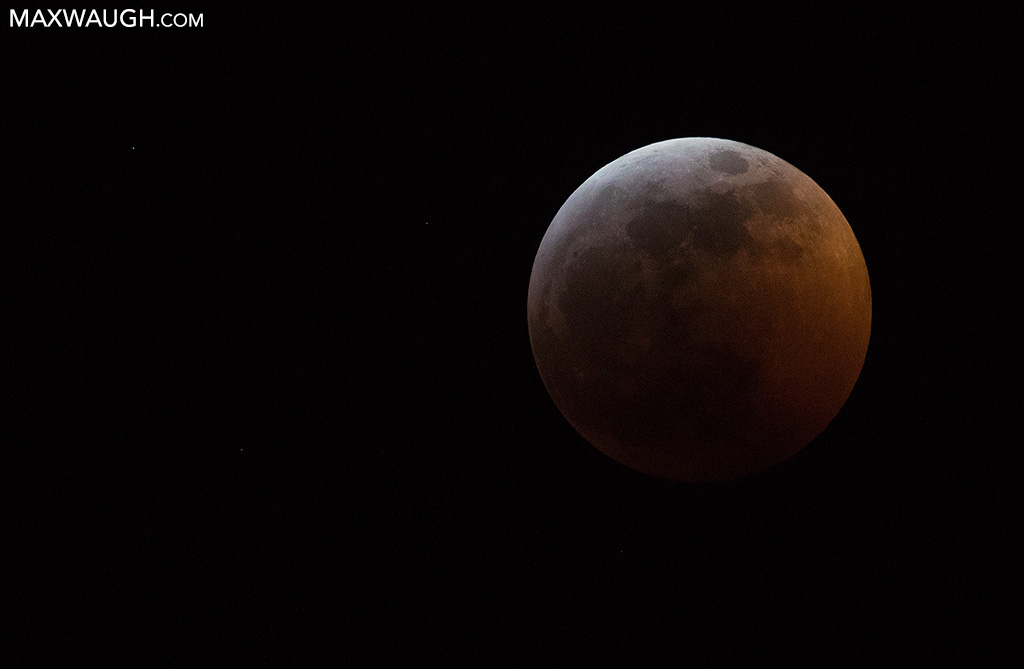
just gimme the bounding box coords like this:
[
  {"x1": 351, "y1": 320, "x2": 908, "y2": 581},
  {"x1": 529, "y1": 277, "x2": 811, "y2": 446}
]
[{"x1": 527, "y1": 138, "x2": 871, "y2": 482}]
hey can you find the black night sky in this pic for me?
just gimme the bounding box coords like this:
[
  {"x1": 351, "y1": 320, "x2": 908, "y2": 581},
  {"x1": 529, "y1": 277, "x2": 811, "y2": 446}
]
[{"x1": 7, "y1": 7, "x2": 1018, "y2": 664}]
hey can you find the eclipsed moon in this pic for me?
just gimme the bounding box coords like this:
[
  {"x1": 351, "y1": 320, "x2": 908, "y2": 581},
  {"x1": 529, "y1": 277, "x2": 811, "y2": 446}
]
[{"x1": 527, "y1": 138, "x2": 871, "y2": 482}]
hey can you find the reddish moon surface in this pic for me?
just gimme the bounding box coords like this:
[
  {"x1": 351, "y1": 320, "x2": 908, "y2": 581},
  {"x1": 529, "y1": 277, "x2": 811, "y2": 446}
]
[{"x1": 527, "y1": 138, "x2": 871, "y2": 482}]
